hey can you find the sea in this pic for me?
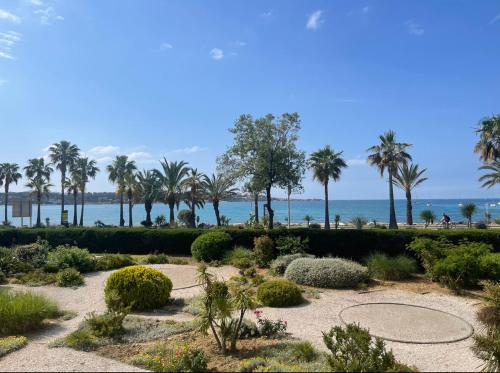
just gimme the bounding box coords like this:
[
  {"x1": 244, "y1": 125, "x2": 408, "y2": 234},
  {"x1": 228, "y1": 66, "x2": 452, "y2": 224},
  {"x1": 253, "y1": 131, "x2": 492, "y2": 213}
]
[{"x1": 5, "y1": 199, "x2": 500, "y2": 227}]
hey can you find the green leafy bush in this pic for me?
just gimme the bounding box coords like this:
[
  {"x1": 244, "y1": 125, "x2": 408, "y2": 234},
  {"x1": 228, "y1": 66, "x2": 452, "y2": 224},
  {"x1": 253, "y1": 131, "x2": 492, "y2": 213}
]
[
  {"x1": 275, "y1": 236, "x2": 309, "y2": 255},
  {"x1": 256, "y1": 279, "x2": 304, "y2": 307},
  {"x1": 270, "y1": 253, "x2": 314, "y2": 276},
  {"x1": 104, "y1": 266, "x2": 173, "y2": 311},
  {"x1": 254, "y1": 310, "x2": 288, "y2": 338},
  {"x1": 0, "y1": 271, "x2": 5, "y2": 284},
  {"x1": 253, "y1": 235, "x2": 274, "y2": 268},
  {"x1": 191, "y1": 230, "x2": 232, "y2": 262},
  {"x1": 0, "y1": 289, "x2": 60, "y2": 335},
  {"x1": 366, "y1": 253, "x2": 417, "y2": 281},
  {"x1": 480, "y1": 254, "x2": 500, "y2": 281},
  {"x1": 14, "y1": 239, "x2": 50, "y2": 268},
  {"x1": 285, "y1": 258, "x2": 370, "y2": 289},
  {"x1": 0, "y1": 336, "x2": 28, "y2": 358},
  {"x1": 59, "y1": 328, "x2": 102, "y2": 351},
  {"x1": 85, "y1": 309, "x2": 128, "y2": 338},
  {"x1": 0, "y1": 247, "x2": 18, "y2": 275},
  {"x1": 15, "y1": 270, "x2": 57, "y2": 286},
  {"x1": 223, "y1": 247, "x2": 254, "y2": 265},
  {"x1": 143, "y1": 253, "x2": 170, "y2": 264},
  {"x1": 477, "y1": 281, "x2": 500, "y2": 329},
  {"x1": 56, "y1": 268, "x2": 85, "y2": 287},
  {"x1": 323, "y1": 323, "x2": 413, "y2": 372},
  {"x1": 46, "y1": 245, "x2": 95, "y2": 273},
  {"x1": 133, "y1": 343, "x2": 209, "y2": 372},
  {"x1": 95, "y1": 254, "x2": 136, "y2": 271}
]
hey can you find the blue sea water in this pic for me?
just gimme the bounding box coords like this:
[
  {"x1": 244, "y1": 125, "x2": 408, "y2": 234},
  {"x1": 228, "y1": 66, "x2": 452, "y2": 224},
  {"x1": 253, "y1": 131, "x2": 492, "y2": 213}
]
[{"x1": 5, "y1": 199, "x2": 500, "y2": 227}]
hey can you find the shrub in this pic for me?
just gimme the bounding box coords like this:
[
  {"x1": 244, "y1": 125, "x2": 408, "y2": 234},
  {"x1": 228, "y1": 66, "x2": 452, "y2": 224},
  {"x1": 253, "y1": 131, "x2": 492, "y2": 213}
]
[
  {"x1": 480, "y1": 253, "x2": 500, "y2": 281},
  {"x1": 366, "y1": 253, "x2": 417, "y2": 281},
  {"x1": 351, "y1": 217, "x2": 368, "y2": 230},
  {"x1": 285, "y1": 258, "x2": 370, "y2": 289},
  {"x1": 60, "y1": 328, "x2": 102, "y2": 351},
  {"x1": 270, "y1": 253, "x2": 314, "y2": 276},
  {"x1": 473, "y1": 328, "x2": 500, "y2": 373},
  {"x1": 291, "y1": 341, "x2": 316, "y2": 362},
  {"x1": 143, "y1": 253, "x2": 170, "y2": 264},
  {"x1": 309, "y1": 223, "x2": 321, "y2": 229},
  {"x1": 46, "y1": 245, "x2": 95, "y2": 273},
  {"x1": 0, "y1": 271, "x2": 5, "y2": 284},
  {"x1": 14, "y1": 239, "x2": 50, "y2": 268},
  {"x1": 323, "y1": 323, "x2": 413, "y2": 372},
  {"x1": 223, "y1": 247, "x2": 254, "y2": 265},
  {"x1": 254, "y1": 310, "x2": 288, "y2": 338},
  {"x1": 95, "y1": 254, "x2": 136, "y2": 271},
  {"x1": 133, "y1": 343, "x2": 209, "y2": 372},
  {"x1": 475, "y1": 221, "x2": 488, "y2": 229},
  {"x1": 85, "y1": 309, "x2": 128, "y2": 338},
  {"x1": 477, "y1": 281, "x2": 500, "y2": 329},
  {"x1": 0, "y1": 336, "x2": 28, "y2": 358},
  {"x1": 15, "y1": 270, "x2": 57, "y2": 286},
  {"x1": 169, "y1": 257, "x2": 189, "y2": 265},
  {"x1": 254, "y1": 235, "x2": 274, "y2": 268},
  {"x1": 104, "y1": 266, "x2": 173, "y2": 311},
  {"x1": 275, "y1": 236, "x2": 309, "y2": 255},
  {"x1": 256, "y1": 279, "x2": 304, "y2": 308},
  {"x1": 0, "y1": 289, "x2": 60, "y2": 335},
  {"x1": 0, "y1": 247, "x2": 18, "y2": 275},
  {"x1": 191, "y1": 230, "x2": 232, "y2": 262},
  {"x1": 56, "y1": 268, "x2": 85, "y2": 287}
]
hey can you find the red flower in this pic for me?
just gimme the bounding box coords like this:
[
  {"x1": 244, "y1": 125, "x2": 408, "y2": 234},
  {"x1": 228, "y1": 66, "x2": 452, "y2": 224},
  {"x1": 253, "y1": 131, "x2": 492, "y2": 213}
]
[
  {"x1": 284, "y1": 320, "x2": 288, "y2": 325},
  {"x1": 254, "y1": 310, "x2": 263, "y2": 316}
]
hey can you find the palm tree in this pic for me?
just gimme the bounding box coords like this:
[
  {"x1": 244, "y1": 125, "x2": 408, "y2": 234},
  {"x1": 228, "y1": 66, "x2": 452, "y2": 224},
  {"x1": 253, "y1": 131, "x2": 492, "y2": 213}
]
[
  {"x1": 156, "y1": 159, "x2": 190, "y2": 225},
  {"x1": 367, "y1": 131, "x2": 412, "y2": 229},
  {"x1": 308, "y1": 146, "x2": 347, "y2": 229},
  {"x1": 24, "y1": 158, "x2": 53, "y2": 227},
  {"x1": 72, "y1": 157, "x2": 99, "y2": 226},
  {"x1": 479, "y1": 160, "x2": 500, "y2": 188},
  {"x1": 461, "y1": 203, "x2": 477, "y2": 228},
  {"x1": 0, "y1": 163, "x2": 22, "y2": 224},
  {"x1": 123, "y1": 172, "x2": 138, "y2": 227},
  {"x1": 419, "y1": 210, "x2": 436, "y2": 227},
  {"x1": 107, "y1": 155, "x2": 137, "y2": 226},
  {"x1": 136, "y1": 170, "x2": 162, "y2": 227},
  {"x1": 65, "y1": 172, "x2": 81, "y2": 226},
  {"x1": 393, "y1": 163, "x2": 427, "y2": 225},
  {"x1": 475, "y1": 115, "x2": 500, "y2": 162},
  {"x1": 334, "y1": 214, "x2": 341, "y2": 229},
  {"x1": 202, "y1": 173, "x2": 238, "y2": 227},
  {"x1": 49, "y1": 141, "x2": 80, "y2": 225},
  {"x1": 184, "y1": 168, "x2": 205, "y2": 227},
  {"x1": 303, "y1": 215, "x2": 313, "y2": 227}
]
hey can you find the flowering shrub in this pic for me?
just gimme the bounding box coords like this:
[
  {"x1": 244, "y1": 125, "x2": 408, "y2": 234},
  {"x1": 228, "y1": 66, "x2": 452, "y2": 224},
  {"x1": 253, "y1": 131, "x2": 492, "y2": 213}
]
[
  {"x1": 284, "y1": 258, "x2": 370, "y2": 289},
  {"x1": 134, "y1": 343, "x2": 209, "y2": 372},
  {"x1": 254, "y1": 310, "x2": 287, "y2": 338}
]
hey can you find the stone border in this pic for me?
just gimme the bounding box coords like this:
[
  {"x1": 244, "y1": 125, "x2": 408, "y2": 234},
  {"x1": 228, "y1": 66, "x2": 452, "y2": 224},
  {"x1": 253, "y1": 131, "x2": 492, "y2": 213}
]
[{"x1": 339, "y1": 302, "x2": 475, "y2": 344}]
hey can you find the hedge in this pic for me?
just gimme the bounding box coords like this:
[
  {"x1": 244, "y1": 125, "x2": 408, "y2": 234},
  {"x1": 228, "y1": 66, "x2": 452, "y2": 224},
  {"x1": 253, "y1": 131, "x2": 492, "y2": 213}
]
[{"x1": 0, "y1": 227, "x2": 499, "y2": 260}]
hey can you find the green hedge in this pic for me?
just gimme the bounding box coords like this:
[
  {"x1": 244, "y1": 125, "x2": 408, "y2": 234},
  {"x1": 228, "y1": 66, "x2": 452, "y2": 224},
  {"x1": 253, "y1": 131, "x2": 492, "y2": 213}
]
[{"x1": 0, "y1": 227, "x2": 499, "y2": 260}]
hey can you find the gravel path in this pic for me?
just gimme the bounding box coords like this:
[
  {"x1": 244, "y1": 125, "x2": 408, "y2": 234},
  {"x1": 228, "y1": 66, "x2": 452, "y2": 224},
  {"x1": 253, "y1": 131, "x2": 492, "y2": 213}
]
[
  {"x1": 0, "y1": 264, "x2": 238, "y2": 372},
  {"x1": 254, "y1": 288, "x2": 483, "y2": 372}
]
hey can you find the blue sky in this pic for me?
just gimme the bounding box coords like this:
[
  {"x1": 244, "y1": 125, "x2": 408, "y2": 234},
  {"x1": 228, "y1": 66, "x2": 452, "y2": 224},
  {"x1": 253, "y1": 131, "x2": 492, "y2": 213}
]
[{"x1": 0, "y1": 0, "x2": 499, "y2": 200}]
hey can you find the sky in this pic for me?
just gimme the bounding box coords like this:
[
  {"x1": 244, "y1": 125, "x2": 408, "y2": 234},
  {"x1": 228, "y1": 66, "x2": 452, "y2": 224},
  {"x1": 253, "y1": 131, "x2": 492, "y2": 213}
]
[{"x1": 0, "y1": 0, "x2": 499, "y2": 200}]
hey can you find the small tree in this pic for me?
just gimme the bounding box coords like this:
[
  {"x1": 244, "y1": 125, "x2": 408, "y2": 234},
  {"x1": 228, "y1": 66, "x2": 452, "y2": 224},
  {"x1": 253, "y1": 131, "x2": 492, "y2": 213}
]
[
  {"x1": 461, "y1": 203, "x2": 477, "y2": 228},
  {"x1": 155, "y1": 214, "x2": 166, "y2": 227},
  {"x1": 334, "y1": 214, "x2": 341, "y2": 229},
  {"x1": 351, "y1": 216, "x2": 368, "y2": 230},
  {"x1": 303, "y1": 215, "x2": 313, "y2": 227},
  {"x1": 419, "y1": 210, "x2": 436, "y2": 227}
]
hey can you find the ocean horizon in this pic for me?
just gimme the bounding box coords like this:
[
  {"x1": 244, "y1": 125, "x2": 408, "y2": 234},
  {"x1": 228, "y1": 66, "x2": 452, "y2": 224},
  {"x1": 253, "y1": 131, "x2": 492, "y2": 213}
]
[{"x1": 6, "y1": 198, "x2": 499, "y2": 227}]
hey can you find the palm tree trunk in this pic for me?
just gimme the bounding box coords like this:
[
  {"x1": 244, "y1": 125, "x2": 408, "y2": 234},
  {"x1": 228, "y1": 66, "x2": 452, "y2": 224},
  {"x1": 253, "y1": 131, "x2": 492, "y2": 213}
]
[
  {"x1": 145, "y1": 201, "x2": 152, "y2": 226},
  {"x1": 169, "y1": 202, "x2": 175, "y2": 225},
  {"x1": 388, "y1": 171, "x2": 398, "y2": 229},
  {"x1": 214, "y1": 200, "x2": 221, "y2": 226},
  {"x1": 119, "y1": 192, "x2": 124, "y2": 226},
  {"x1": 128, "y1": 191, "x2": 133, "y2": 227},
  {"x1": 79, "y1": 188, "x2": 85, "y2": 226},
  {"x1": 37, "y1": 192, "x2": 41, "y2": 227},
  {"x1": 324, "y1": 180, "x2": 330, "y2": 229},
  {"x1": 265, "y1": 185, "x2": 274, "y2": 229},
  {"x1": 60, "y1": 172, "x2": 65, "y2": 225},
  {"x1": 406, "y1": 189, "x2": 413, "y2": 225},
  {"x1": 287, "y1": 186, "x2": 291, "y2": 229},
  {"x1": 191, "y1": 195, "x2": 196, "y2": 228},
  {"x1": 4, "y1": 184, "x2": 8, "y2": 223},
  {"x1": 73, "y1": 190, "x2": 78, "y2": 226},
  {"x1": 254, "y1": 194, "x2": 259, "y2": 224}
]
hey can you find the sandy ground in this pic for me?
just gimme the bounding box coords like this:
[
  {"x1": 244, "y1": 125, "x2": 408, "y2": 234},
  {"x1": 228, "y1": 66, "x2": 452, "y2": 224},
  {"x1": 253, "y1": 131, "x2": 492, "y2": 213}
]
[
  {"x1": 0, "y1": 264, "x2": 238, "y2": 372},
  {"x1": 0, "y1": 264, "x2": 485, "y2": 372}
]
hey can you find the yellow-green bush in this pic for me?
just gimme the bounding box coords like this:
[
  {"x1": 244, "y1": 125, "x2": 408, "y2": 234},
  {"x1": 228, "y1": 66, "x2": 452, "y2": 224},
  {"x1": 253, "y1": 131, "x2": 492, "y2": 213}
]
[
  {"x1": 256, "y1": 279, "x2": 304, "y2": 307},
  {"x1": 0, "y1": 336, "x2": 28, "y2": 357},
  {"x1": 104, "y1": 266, "x2": 172, "y2": 311}
]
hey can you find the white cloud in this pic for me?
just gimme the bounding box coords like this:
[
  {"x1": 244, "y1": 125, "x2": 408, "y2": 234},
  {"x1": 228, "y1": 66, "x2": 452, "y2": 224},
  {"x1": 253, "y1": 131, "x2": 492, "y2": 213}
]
[
  {"x1": 260, "y1": 10, "x2": 273, "y2": 19},
  {"x1": 0, "y1": 31, "x2": 21, "y2": 44},
  {"x1": 210, "y1": 48, "x2": 224, "y2": 60},
  {"x1": 306, "y1": 10, "x2": 323, "y2": 30},
  {"x1": 160, "y1": 42, "x2": 173, "y2": 50},
  {"x1": 489, "y1": 13, "x2": 500, "y2": 24},
  {"x1": 406, "y1": 20, "x2": 424, "y2": 36},
  {"x1": 34, "y1": 6, "x2": 64, "y2": 25},
  {"x1": 30, "y1": 0, "x2": 44, "y2": 6},
  {"x1": 0, "y1": 50, "x2": 14, "y2": 60},
  {"x1": 347, "y1": 158, "x2": 367, "y2": 166},
  {"x1": 127, "y1": 151, "x2": 156, "y2": 164},
  {"x1": 87, "y1": 145, "x2": 120, "y2": 157},
  {"x1": 169, "y1": 145, "x2": 206, "y2": 155},
  {"x1": 0, "y1": 9, "x2": 21, "y2": 23}
]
